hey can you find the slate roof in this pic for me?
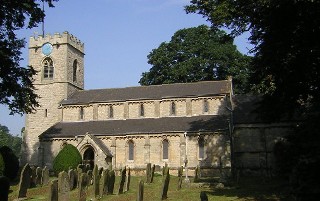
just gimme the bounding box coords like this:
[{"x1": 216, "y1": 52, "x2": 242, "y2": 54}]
[
  {"x1": 40, "y1": 115, "x2": 229, "y2": 138},
  {"x1": 61, "y1": 80, "x2": 231, "y2": 105}
]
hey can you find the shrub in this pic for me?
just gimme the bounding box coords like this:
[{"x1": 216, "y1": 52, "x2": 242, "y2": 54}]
[
  {"x1": 0, "y1": 146, "x2": 19, "y2": 180},
  {"x1": 53, "y1": 144, "x2": 82, "y2": 174}
]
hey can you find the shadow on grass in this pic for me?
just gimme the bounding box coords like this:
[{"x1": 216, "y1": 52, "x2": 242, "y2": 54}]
[{"x1": 200, "y1": 177, "x2": 292, "y2": 201}]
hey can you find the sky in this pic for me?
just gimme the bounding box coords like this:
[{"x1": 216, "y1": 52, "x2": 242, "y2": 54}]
[{"x1": 0, "y1": 0, "x2": 252, "y2": 136}]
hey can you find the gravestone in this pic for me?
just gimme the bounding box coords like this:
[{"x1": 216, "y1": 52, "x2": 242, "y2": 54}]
[
  {"x1": 160, "y1": 166, "x2": 170, "y2": 200},
  {"x1": 58, "y1": 171, "x2": 70, "y2": 201},
  {"x1": 0, "y1": 176, "x2": 10, "y2": 201},
  {"x1": 108, "y1": 170, "x2": 115, "y2": 194},
  {"x1": 93, "y1": 165, "x2": 100, "y2": 198},
  {"x1": 42, "y1": 166, "x2": 50, "y2": 186},
  {"x1": 125, "y1": 167, "x2": 131, "y2": 192},
  {"x1": 178, "y1": 166, "x2": 183, "y2": 190},
  {"x1": 118, "y1": 167, "x2": 126, "y2": 194},
  {"x1": 17, "y1": 163, "x2": 32, "y2": 199},
  {"x1": 87, "y1": 170, "x2": 93, "y2": 185},
  {"x1": 49, "y1": 179, "x2": 58, "y2": 201},
  {"x1": 200, "y1": 191, "x2": 208, "y2": 201},
  {"x1": 78, "y1": 173, "x2": 88, "y2": 201},
  {"x1": 194, "y1": 165, "x2": 200, "y2": 182},
  {"x1": 151, "y1": 164, "x2": 155, "y2": 183},
  {"x1": 100, "y1": 169, "x2": 109, "y2": 197},
  {"x1": 77, "y1": 167, "x2": 83, "y2": 188},
  {"x1": 68, "y1": 169, "x2": 76, "y2": 190},
  {"x1": 146, "y1": 163, "x2": 151, "y2": 183},
  {"x1": 35, "y1": 167, "x2": 42, "y2": 186},
  {"x1": 29, "y1": 166, "x2": 37, "y2": 188},
  {"x1": 137, "y1": 180, "x2": 144, "y2": 201}
]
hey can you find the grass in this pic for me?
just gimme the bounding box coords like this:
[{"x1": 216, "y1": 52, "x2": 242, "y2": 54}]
[{"x1": 8, "y1": 175, "x2": 291, "y2": 201}]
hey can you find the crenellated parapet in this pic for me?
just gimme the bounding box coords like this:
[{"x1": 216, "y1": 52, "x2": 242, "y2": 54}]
[{"x1": 29, "y1": 31, "x2": 84, "y2": 53}]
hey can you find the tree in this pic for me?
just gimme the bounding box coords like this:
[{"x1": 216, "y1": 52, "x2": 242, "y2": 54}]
[
  {"x1": 0, "y1": 0, "x2": 57, "y2": 115},
  {"x1": 0, "y1": 146, "x2": 19, "y2": 181},
  {"x1": 0, "y1": 124, "x2": 22, "y2": 157},
  {"x1": 53, "y1": 144, "x2": 82, "y2": 174},
  {"x1": 139, "y1": 25, "x2": 252, "y2": 94},
  {"x1": 185, "y1": 1, "x2": 320, "y2": 199}
]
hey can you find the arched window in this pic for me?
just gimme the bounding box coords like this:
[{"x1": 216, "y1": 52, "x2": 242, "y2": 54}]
[
  {"x1": 80, "y1": 107, "x2": 84, "y2": 120},
  {"x1": 140, "y1": 103, "x2": 144, "y2": 117},
  {"x1": 109, "y1": 105, "x2": 113, "y2": 118},
  {"x1": 170, "y1": 102, "x2": 176, "y2": 116},
  {"x1": 73, "y1": 60, "x2": 78, "y2": 82},
  {"x1": 128, "y1": 140, "x2": 134, "y2": 161},
  {"x1": 198, "y1": 138, "x2": 205, "y2": 159},
  {"x1": 203, "y1": 99, "x2": 209, "y2": 113},
  {"x1": 162, "y1": 139, "x2": 169, "y2": 160},
  {"x1": 43, "y1": 57, "x2": 54, "y2": 79}
]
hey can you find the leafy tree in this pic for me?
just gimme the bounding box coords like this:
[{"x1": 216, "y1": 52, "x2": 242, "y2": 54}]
[
  {"x1": 0, "y1": 124, "x2": 22, "y2": 157},
  {"x1": 186, "y1": 1, "x2": 320, "y2": 199},
  {"x1": 0, "y1": 0, "x2": 57, "y2": 115},
  {"x1": 0, "y1": 146, "x2": 19, "y2": 181},
  {"x1": 139, "y1": 25, "x2": 252, "y2": 94}
]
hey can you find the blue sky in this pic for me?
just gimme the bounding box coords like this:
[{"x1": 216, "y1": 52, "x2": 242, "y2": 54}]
[{"x1": 0, "y1": 0, "x2": 252, "y2": 135}]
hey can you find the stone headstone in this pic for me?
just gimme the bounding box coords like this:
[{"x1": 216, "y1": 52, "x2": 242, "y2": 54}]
[
  {"x1": 17, "y1": 163, "x2": 32, "y2": 198},
  {"x1": 29, "y1": 166, "x2": 37, "y2": 188},
  {"x1": 194, "y1": 165, "x2": 200, "y2": 182},
  {"x1": 160, "y1": 166, "x2": 170, "y2": 200},
  {"x1": 49, "y1": 179, "x2": 58, "y2": 201},
  {"x1": 137, "y1": 180, "x2": 144, "y2": 201},
  {"x1": 77, "y1": 167, "x2": 83, "y2": 188},
  {"x1": 151, "y1": 164, "x2": 155, "y2": 183},
  {"x1": 35, "y1": 167, "x2": 42, "y2": 186},
  {"x1": 125, "y1": 167, "x2": 131, "y2": 192},
  {"x1": 108, "y1": 170, "x2": 115, "y2": 194},
  {"x1": 42, "y1": 166, "x2": 50, "y2": 186},
  {"x1": 146, "y1": 163, "x2": 151, "y2": 183},
  {"x1": 118, "y1": 167, "x2": 126, "y2": 194},
  {"x1": 87, "y1": 170, "x2": 93, "y2": 185},
  {"x1": 178, "y1": 166, "x2": 183, "y2": 190},
  {"x1": 100, "y1": 169, "x2": 109, "y2": 197},
  {"x1": 0, "y1": 176, "x2": 10, "y2": 201},
  {"x1": 68, "y1": 169, "x2": 76, "y2": 190},
  {"x1": 78, "y1": 173, "x2": 88, "y2": 201},
  {"x1": 93, "y1": 165, "x2": 100, "y2": 198},
  {"x1": 58, "y1": 171, "x2": 70, "y2": 201}
]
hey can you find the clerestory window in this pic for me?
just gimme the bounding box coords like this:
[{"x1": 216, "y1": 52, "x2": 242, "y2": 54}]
[
  {"x1": 128, "y1": 140, "x2": 134, "y2": 161},
  {"x1": 162, "y1": 139, "x2": 169, "y2": 160}
]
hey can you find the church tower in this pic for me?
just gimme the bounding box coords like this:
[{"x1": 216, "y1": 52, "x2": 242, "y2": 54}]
[{"x1": 22, "y1": 32, "x2": 84, "y2": 166}]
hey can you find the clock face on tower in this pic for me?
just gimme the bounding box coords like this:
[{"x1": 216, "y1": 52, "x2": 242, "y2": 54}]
[{"x1": 42, "y1": 43, "x2": 53, "y2": 56}]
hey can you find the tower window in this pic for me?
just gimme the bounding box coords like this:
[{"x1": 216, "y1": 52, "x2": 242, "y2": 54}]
[
  {"x1": 140, "y1": 103, "x2": 144, "y2": 117},
  {"x1": 162, "y1": 139, "x2": 169, "y2": 160},
  {"x1": 170, "y1": 102, "x2": 176, "y2": 116},
  {"x1": 203, "y1": 99, "x2": 209, "y2": 113},
  {"x1": 73, "y1": 60, "x2": 77, "y2": 82},
  {"x1": 43, "y1": 57, "x2": 54, "y2": 79},
  {"x1": 128, "y1": 140, "x2": 134, "y2": 161},
  {"x1": 109, "y1": 105, "x2": 113, "y2": 118},
  {"x1": 199, "y1": 138, "x2": 205, "y2": 159},
  {"x1": 44, "y1": 109, "x2": 48, "y2": 117}
]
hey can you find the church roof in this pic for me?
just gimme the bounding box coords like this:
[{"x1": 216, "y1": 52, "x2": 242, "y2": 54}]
[
  {"x1": 40, "y1": 115, "x2": 229, "y2": 138},
  {"x1": 61, "y1": 80, "x2": 231, "y2": 105}
]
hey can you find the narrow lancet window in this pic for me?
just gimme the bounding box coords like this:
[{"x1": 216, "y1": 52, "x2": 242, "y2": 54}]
[
  {"x1": 199, "y1": 138, "x2": 205, "y2": 159},
  {"x1": 162, "y1": 139, "x2": 169, "y2": 160},
  {"x1": 170, "y1": 102, "x2": 176, "y2": 116},
  {"x1": 43, "y1": 57, "x2": 54, "y2": 79},
  {"x1": 73, "y1": 60, "x2": 77, "y2": 82},
  {"x1": 128, "y1": 140, "x2": 134, "y2": 160}
]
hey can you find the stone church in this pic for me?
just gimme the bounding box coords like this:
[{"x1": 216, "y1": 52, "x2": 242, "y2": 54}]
[{"x1": 21, "y1": 32, "x2": 291, "y2": 175}]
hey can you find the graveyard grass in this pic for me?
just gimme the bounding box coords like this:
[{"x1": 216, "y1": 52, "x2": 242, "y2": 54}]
[{"x1": 8, "y1": 175, "x2": 290, "y2": 201}]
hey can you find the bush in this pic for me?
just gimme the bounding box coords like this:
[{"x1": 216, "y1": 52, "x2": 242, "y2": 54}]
[
  {"x1": 53, "y1": 144, "x2": 82, "y2": 174},
  {"x1": 0, "y1": 146, "x2": 19, "y2": 180},
  {"x1": 0, "y1": 153, "x2": 4, "y2": 176}
]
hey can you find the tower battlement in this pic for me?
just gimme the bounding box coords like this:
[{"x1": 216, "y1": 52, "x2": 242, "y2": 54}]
[{"x1": 29, "y1": 31, "x2": 84, "y2": 53}]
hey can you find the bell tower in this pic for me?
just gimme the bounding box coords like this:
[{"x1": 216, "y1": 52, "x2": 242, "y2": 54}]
[{"x1": 22, "y1": 32, "x2": 85, "y2": 166}]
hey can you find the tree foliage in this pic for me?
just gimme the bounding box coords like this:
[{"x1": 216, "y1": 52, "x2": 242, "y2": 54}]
[
  {"x1": 0, "y1": 124, "x2": 22, "y2": 157},
  {"x1": 53, "y1": 144, "x2": 82, "y2": 174},
  {"x1": 186, "y1": 1, "x2": 320, "y2": 199},
  {"x1": 139, "y1": 25, "x2": 252, "y2": 94},
  {"x1": 0, "y1": 0, "x2": 57, "y2": 114},
  {"x1": 0, "y1": 146, "x2": 19, "y2": 181}
]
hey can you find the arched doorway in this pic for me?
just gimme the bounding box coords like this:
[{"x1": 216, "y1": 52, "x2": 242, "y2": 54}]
[{"x1": 83, "y1": 146, "x2": 94, "y2": 170}]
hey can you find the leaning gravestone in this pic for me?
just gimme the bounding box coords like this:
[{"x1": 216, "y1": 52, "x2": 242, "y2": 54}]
[
  {"x1": 160, "y1": 166, "x2": 170, "y2": 200},
  {"x1": 58, "y1": 171, "x2": 70, "y2": 201},
  {"x1": 49, "y1": 179, "x2": 58, "y2": 201},
  {"x1": 17, "y1": 163, "x2": 32, "y2": 199},
  {"x1": 0, "y1": 176, "x2": 10, "y2": 201},
  {"x1": 118, "y1": 167, "x2": 126, "y2": 194},
  {"x1": 35, "y1": 167, "x2": 42, "y2": 186},
  {"x1": 78, "y1": 173, "x2": 88, "y2": 201},
  {"x1": 42, "y1": 166, "x2": 50, "y2": 186},
  {"x1": 29, "y1": 166, "x2": 37, "y2": 188}
]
